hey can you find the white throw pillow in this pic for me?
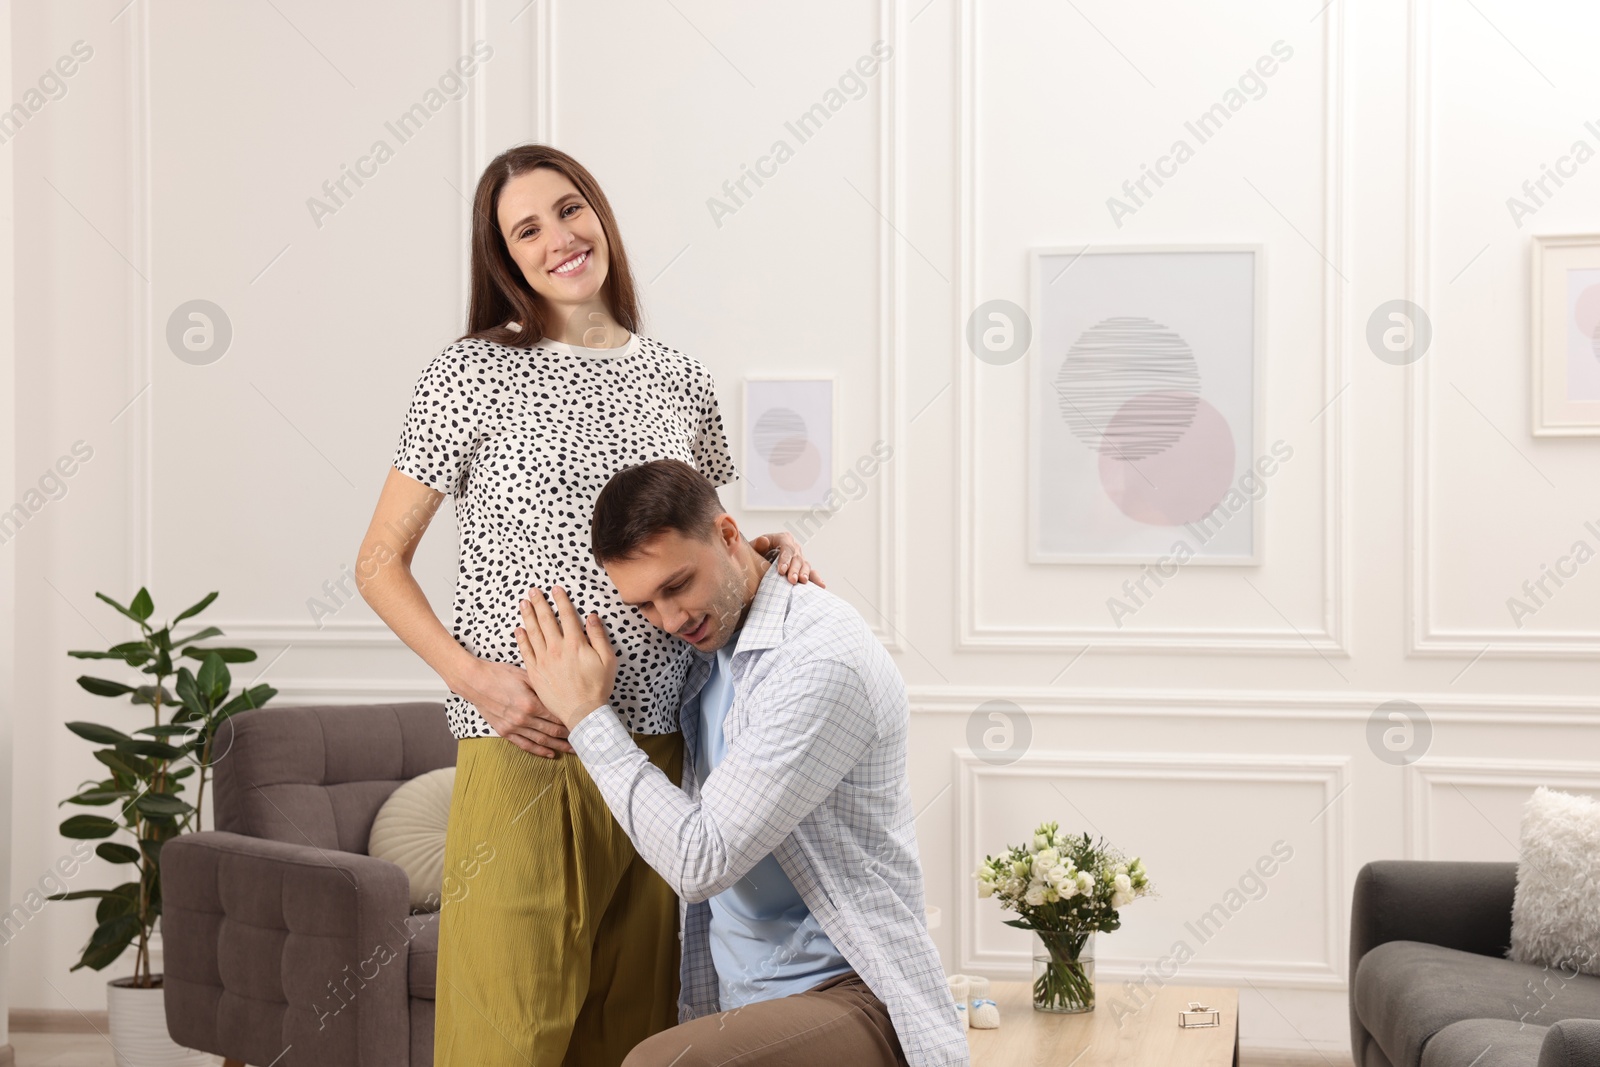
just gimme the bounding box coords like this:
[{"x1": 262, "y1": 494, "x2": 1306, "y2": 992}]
[
  {"x1": 1509, "y1": 786, "x2": 1600, "y2": 976},
  {"x1": 368, "y1": 766, "x2": 456, "y2": 912}
]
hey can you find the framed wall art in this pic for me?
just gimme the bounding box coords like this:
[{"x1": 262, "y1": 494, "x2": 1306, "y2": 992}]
[
  {"x1": 740, "y1": 376, "x2": 838, "y2": 511},
  {"x1": 1532, "y1": 233, "x2": 1600, "y2": 436},
  {"x1": 1028, "y1": 244, "x2": 1266, "y2": 564}
]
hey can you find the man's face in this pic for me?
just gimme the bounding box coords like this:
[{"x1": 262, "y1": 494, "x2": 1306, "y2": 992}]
[{"x1": 605, "y1": 524, "x2": 750, "y2": 652}]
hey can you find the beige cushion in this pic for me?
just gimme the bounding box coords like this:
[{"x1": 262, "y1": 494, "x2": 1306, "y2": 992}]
[{"x1": 368, "y1": 766, "x2": 455, "y2": 912}]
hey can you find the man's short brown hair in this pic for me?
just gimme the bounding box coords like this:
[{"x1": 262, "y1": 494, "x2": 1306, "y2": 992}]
[{"x1": 590, "y1": 459, "x2": 725, "y2": 564}]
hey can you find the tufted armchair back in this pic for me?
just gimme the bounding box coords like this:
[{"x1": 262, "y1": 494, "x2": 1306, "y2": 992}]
[{"x1": 212, "y1": 702, "x2": 456, "y2": 852}]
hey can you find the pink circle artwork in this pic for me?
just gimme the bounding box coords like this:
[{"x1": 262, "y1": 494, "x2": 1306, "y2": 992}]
[
  {"x1": 1098, "y1": 391, "x2": 1237, "y2": 526},
  {"x1": 769, "y1": 438, "x2": 822, "y2": 491}
]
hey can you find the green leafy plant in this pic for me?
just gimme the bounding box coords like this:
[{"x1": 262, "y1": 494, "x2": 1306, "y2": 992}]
[{"x1": 47, "y1": 588, "x2": 276, "y2": 987}]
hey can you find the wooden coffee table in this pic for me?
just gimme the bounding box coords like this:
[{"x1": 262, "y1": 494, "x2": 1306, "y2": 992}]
[{"x1": 967, "y1": 981, "x2": 1239, "y2": 1066}]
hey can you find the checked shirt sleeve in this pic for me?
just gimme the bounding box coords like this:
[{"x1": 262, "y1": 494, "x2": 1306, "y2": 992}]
[{"x1": 568, "y1": 658, "x2": 876, "y2": 904}]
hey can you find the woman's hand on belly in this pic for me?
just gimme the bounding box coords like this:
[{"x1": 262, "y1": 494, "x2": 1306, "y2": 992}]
[{"x1": 452, "y1": 658, "x2": 576, "y2": 759}]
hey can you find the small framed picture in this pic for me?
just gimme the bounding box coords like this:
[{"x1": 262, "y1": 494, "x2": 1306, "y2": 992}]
[
  {"x1": 1027, "y1": 244, "x2": 1267, "y2": 564},
  {"x1": 1532, "y1": 234, "x2": 1600, "y2": 436},
  {"x1": 740, "y1": 376, "x2": 837, "y2": 511}
]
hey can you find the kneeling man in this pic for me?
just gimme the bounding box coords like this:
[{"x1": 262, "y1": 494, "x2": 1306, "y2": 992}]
[{"x1": 513, "y1": 458, "x2": 968, "y2": 1067}]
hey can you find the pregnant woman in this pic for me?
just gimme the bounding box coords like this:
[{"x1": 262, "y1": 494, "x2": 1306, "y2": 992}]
[{"x1": 356, "y1": 143, "x2": 820, "y2": 1067}]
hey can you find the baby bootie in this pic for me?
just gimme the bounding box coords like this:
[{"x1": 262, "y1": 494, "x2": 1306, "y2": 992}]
[
  {"x1": 947, "y1": 974, "x2": 970, "y2": 1027},
  {"x1": 967, "y1": 975, "x2": 1000, "y2": 1029}
]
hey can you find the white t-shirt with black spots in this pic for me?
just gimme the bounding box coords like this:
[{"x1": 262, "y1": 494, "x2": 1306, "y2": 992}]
[{"x1": 391, "y1": 330, "x2": 740, "y2": 739}]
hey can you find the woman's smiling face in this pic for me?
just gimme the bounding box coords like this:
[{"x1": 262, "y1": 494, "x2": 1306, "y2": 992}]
[{"x1": 496, "y1": 166, "x2": 610, "y2": 313}]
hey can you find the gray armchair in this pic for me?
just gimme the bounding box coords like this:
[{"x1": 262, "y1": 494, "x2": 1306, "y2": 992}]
[
  {"x1": 1350, "y1": 860, "x2": 1600, "y2": 1067},
  {"x1": 161, "y1": 702, "x2": 455, "y2": 1067}
]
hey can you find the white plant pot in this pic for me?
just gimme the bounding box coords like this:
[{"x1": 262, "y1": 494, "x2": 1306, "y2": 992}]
[{"x1": 105, "y1": 976, "x2": 213, "y2": 1067}]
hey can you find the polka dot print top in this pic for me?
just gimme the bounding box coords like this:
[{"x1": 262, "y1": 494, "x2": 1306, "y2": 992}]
[{"x1": 391, "y1": 330, "x2": 740, "y2": 739}]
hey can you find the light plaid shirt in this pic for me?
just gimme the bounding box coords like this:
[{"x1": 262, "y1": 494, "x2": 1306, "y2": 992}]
[{"x1": 568, "y1": 558, "x2": 970, "y2": 1067}]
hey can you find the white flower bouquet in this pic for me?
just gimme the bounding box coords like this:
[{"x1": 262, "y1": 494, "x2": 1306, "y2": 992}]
[{"x1": 973, "y1": 820, "x2": 1152, "y2": 1013}]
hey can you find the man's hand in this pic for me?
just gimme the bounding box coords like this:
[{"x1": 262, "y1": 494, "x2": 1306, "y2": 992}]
[{"x1": 514, "y1": 584, "x2": 619, "y2": 731}]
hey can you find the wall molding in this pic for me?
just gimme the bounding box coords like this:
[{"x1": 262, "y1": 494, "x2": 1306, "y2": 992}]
[
  {"x1": 909, "y1": 684, "x2": 1600, "y2": 724},
  {"x1": 1405, "y1": 756, "x2": 1600, "y2": 858},
  {"x1": 128, "y1": 0, "x2": 153, "y2": 593},
  {"x1": 246, "y1": 677, "x2": 448, "y2": 703},
  {"x1": 874, "y1": 0, "x2": 907, "y2": 652},
  {"x1": 455, "y1": 0, "x2": 489, "y2": 331},
  {"x1": 954, "y1": 1, "x2": 1351, "y2": 654},
  {"x1": 954, "y1": 749, "x2": 1349, "y2": 989},
  {"x1": 255, "y1": 681, "x2": 1600, "y2": 722},
  {"x1": 769, "y1": 0, "x2": 906, "y2": 650},
  {"x1": 131, "y1": 2, "x2": 510, "y2": 637},
  {"x1": 0, "y1": 0, "x2": 15, "y2": 1043},
  {"x1": 203, "y1": 618, "x2": 399, "y2": 649},
  {"x1": 1404, "y1": 0, "x2": 1600, "y2": 658}
]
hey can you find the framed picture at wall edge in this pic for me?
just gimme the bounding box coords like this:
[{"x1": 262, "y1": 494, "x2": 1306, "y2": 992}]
[
  {"x1": 1028, "y1": 244, "x2": 1266, "y2": 564},
  {"x1": 1532, "y1": 234, "x2": 1600, "y2": 436},
  {"x1": 740, "y1": 376, "x2": 838, "y2": 511}
]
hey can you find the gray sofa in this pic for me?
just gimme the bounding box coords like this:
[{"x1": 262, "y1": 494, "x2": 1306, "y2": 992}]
[
  {"x1": 1351, "y1": 860, "x2": 1600, "y2": 1067},
  {"x1": 161, "y1": 702, "x2": 455, "y2": 1067}
]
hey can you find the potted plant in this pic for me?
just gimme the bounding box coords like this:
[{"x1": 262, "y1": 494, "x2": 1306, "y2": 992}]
[
  {"x1": 974, "y1": 820, "x2": 1153, "y2": 1013},
  {"x1": 47, "y1": 588, "x2": 275, "y2": 1066}
]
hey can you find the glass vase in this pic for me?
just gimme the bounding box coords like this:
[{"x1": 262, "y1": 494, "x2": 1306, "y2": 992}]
[{"x1": 1032, "y1": 929, "x2": 1095, "y2": 1013}]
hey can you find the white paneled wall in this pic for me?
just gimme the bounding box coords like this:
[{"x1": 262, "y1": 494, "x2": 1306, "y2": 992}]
[{"x1": 6, "y1": 0, "x2": 1600, "y2": 1058}]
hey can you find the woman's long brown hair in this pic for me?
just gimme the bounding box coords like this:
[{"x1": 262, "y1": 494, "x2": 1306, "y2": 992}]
[{"x1": 458, "y1": 144, "x2": 641, "y2": 348}]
